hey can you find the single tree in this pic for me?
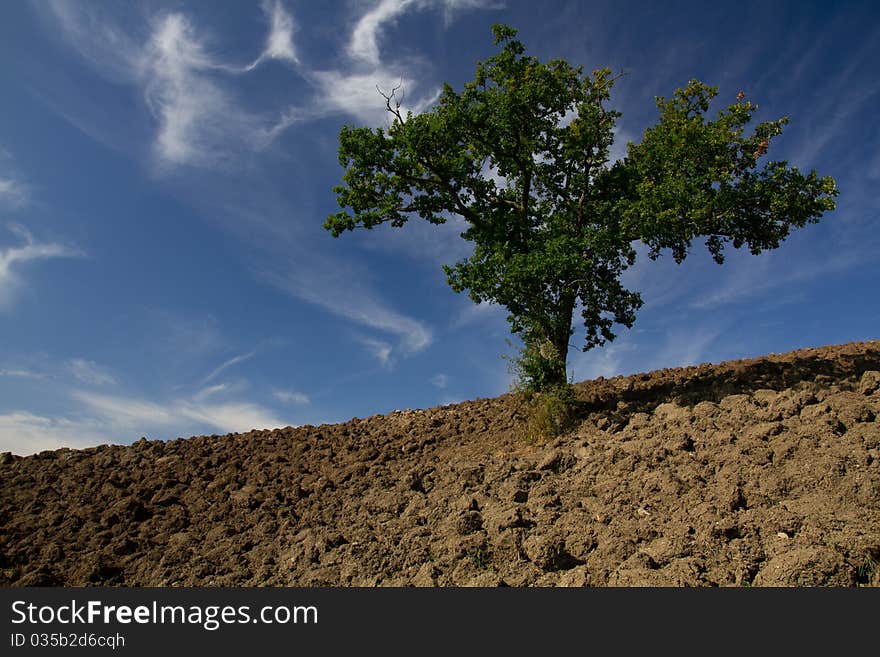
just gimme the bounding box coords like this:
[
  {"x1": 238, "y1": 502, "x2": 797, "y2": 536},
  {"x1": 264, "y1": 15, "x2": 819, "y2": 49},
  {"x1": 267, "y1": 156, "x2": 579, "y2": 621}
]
[{"x1": 325, "y1": 24, "x2": 837, "y2": 391}]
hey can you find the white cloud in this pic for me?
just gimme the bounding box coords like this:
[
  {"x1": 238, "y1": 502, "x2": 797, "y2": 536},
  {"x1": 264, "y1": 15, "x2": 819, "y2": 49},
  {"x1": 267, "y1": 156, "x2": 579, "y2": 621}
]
[
  {"x1": 430, "y1": 373, "x2": 449, "y2": 388},
  {"x1": 0, "y1": 388, "x2": 290, "y2": 455},
  {"x1": 68, "y1": 359, "x2": 117, "y2": 386},
  {"x1": 688, "y1": 245, "x2": 868, "y2": 311},
  {"x1": 784, "y1": 29, "x2": 880, "y2": 170},
  {"x1": 647, "y1": 327, "x2": 721, "y2": 371},
  {"x1": 174, "y1": 399, "x2": 287, "y2": 434},
  {"x1": 449, "y1": 299, "x2": 507, "y2": 330},
  {"x1": 238, "y1": 0, "x2": 299, "y2": 72},
  {"x1": 49, "y1": 4, "x2": 238, "y2": 168},
  {"x1": 260, "y1": 0, "x2": 298, "y2": 65},
  {"x1": 0, "y1": 368, "x2": 47, "y2": 380},
  {"x1": 0, "y1": 411, "x2": 109, "y2": 455},
  {"x1": 157, "y1": 311, "x2": 225, "y2": 356},
  {"x1": 45, "y1": 0, "x2": 143, "y2": 83},
  {"x1": 438, "y1": 0, "x2": 504, "y2": 23},
  {"x1": 193, "y1": 383, "x2": 229, "y2": 401},
  {"x1": 46, "y1": 0, "x2": 495, "y2": 165},
  {"x1": 309, "y1": 68, "x2": 438, "y2": 126},
  {"x1": 142, "y1": 13, "x2": 264, "y2": 168},
  {"x1": 609, "y1": 126, "x2": 635, "y2": 164},
  {"x1": 201, "y1": 350, "x2": 256, "y2": 384},
  {"x1": 73, "y1": 391, "x2": 173, "y2": 426},
  {"x1": 274, "y1": 389, "x2": 310, "y2": 405},
  {"x1": 48, "y1": 3, "x2": 301, "y2": 169},
  {"x1": 343, "y1": 298, "x2": 432, "y2": 353},
  {"x1": 0, "y1": 148, "x2": 30, "y2": 207},
  {"x1": 0, "y1": 178, "x2": 28, "y2": 207},
  {"x1": 0, "y1": 224, "x2": 81, "y2": 309},
  {"x1": 73, "y1": 389, "x2": 287, "y2": 436},
  {"x1": 356, "y1": 335, "x2": 394, "y2": 366},
  {"x1": 310, "y1": 0, "x2": 501, "y2": 125},
  {"x1": 348, "y1": 0, "x2": 415, "y2": 66},
  {"x1": 347, "y1": 0, "x2": 501, "y2": 64},
  {"x1": 262, "y1": 263, "x2": 432, "y2": 357},
  {"x1": 570, "y1": 341, "x2": 635, "y2": 381},
  {"x1": 480, "y1": 159, "x2": 509, "y2": 190},
  {"x1": 569, "y1": 325, "x2": 720, "y2": 383},
  {"x1": 356, "y1": 211, "x2": 470, "y2": 266}
]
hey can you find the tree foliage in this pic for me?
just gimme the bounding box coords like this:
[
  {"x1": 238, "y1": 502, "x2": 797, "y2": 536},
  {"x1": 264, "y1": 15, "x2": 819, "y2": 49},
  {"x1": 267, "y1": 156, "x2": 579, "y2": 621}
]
[{"x1": 325, "y1": 24, "x2": 837, "y2": 391}]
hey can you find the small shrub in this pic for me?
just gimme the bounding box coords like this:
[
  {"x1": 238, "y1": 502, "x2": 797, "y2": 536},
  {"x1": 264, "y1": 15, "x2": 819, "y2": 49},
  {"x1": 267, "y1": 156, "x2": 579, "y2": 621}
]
[
  {"x1": 523, "y1": 384, "x2": 579, "y2": 442},
  {"x1": 505, "y1": 330, "x2": 568, "y2": 394},
  {"x1": 505, "y1": 332, "x2": 580, "y2": 442}
]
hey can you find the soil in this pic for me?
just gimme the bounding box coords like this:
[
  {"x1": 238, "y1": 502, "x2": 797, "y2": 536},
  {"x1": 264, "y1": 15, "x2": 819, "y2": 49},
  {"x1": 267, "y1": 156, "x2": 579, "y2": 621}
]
[{"x1": 2, "y1": 341, "x2": 879, "y2": 587}]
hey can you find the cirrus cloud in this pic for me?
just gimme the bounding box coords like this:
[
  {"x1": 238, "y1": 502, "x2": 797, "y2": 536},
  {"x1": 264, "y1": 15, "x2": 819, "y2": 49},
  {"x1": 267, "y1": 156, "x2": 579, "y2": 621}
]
[{"x1": 0, "y1": 224, "x2": 82, "y2": 310}]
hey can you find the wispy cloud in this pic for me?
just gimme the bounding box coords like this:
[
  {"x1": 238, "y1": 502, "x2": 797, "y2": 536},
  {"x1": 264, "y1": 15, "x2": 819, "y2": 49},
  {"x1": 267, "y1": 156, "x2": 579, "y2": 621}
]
[
  {"x1": 142, "y1": 13, "x2": 264, "y2": 168},
  {"x1": 449, "y1": 299, "x2": 506, "y2": 330},
  {"x1": 480, "y1": 159, "x2": 509, "y2": 192},
  {"x1": 262, "y1": 262, "x2": 432, "y2": 358},
  {"x1": 571, "y1": 323, "x2": 721, "y2": 383},
  {"x1": 0, "y1": 179, "x2": 28, "y2": 207},
  {"x1": 0, "y1": 224, "x2": 81, "y2": 310},
  {"x1": 0, "y1": 368, "x2": 47, "y2": 380},
  {"x1": 47, "y1": 3, "x2": 301, "y2": 169},
  {"x1": 355, "y1": 335, "x2": 394, "y2": 366},
  {"x1": 789, "y1": 73, "x2": 880, "y2": 169},
  {"x1": 39, "y1": 1, "x2": 511, "y2": 372},
  {"x1": 647, "y1": 326, "x2": 721, "y2": 371},
  {"x1": 438, "y1": 0, "x2": 504, "y2": 23},
  {"x1": 688, "y1": 245, "x2": 870, "y2": 311},
  {"x1": 347, "y1": 0, "x2": 501, "y2": 64},
  {"x1": 192, "y1": 383, "x2": 229, "y2": 402},
  {"x1": 73, "y1": 390, "x2": 287, "y2": 438},
  {"x1": 569, "y1": 341, "x2": 635, "y2": 381},
  {"x1": 274, "y1": 389, "x2": 310, "y2": 405},
  {"x1": 307, "y1": 0, "x2": 493, "y2": 125},
  {"x1": 0, "y1": 148, "x2": 30, "y2": 208},
  {"x1": 609, "y1": 126, "x2": 635, "y2": 164},
  {"x1": 46, "y1": 0, "x2": 496, "y2": 167},
  {"x1": 248, "y1": 0, "x2": 299, "y2": 69},
  {"x1": 47, "y1": 0, "x2": 437, "y2": 167},
  {"x1": 68, "y1": 359, "x2": 117, "y2": 386},
  {"x1": 356, "y1": 212, "x2": 470, "y2": 266},
  {"x1": 0, "y1": 349, "x2": 289, "y2": 454},
  {"x1": 201, "y1": 351, "x2": 256, "y2": 385},
  {"x1": 430, "y1": 373, "x2": 449, "y2": 388},
  {"x1": 45, "y1": 0, "x2": 144, "y2": 84},
  {"x1": 0, "y1": 411, "x2": 108, "y2": 455},
  {"x1": 154, "y1": 311, "x2": 225, "y2": 357},
  {"x1": 348, "y1": 0, "x2": 415, "y2": 66},
  {"x1": 309, "y1": 68, "x2": 437, "y2": 125}
]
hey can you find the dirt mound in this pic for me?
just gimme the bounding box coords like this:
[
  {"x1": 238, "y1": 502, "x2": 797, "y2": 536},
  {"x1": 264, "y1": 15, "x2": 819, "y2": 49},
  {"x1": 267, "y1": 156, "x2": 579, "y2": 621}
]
[{"x1": 2, "y1": 341, "x2": 879, "y2": 587}]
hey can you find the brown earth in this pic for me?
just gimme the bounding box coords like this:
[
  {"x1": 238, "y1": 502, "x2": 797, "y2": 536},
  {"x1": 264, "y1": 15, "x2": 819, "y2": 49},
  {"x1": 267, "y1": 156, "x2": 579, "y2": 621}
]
[{"x1": 2, "y1": 341, "x2": 879, "y2": 587}]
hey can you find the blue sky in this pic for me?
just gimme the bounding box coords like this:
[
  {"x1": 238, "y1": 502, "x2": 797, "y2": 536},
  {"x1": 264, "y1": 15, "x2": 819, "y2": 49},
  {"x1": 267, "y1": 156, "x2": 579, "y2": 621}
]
[{"x1": 0, "y1": 0, "x2": 877, "y2": 454}]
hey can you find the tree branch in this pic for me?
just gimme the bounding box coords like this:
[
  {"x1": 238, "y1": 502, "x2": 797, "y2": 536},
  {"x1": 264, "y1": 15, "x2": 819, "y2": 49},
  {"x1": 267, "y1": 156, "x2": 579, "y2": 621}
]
[{"x1": 378, "y1": 83, "x2": 405, "y2": 123}]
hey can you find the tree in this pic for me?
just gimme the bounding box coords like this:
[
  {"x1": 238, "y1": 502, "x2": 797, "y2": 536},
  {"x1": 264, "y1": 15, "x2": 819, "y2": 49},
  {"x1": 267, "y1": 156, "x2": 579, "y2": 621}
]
[{"x1": 325, "y1": 24, "x2": 837, "y2": 392}]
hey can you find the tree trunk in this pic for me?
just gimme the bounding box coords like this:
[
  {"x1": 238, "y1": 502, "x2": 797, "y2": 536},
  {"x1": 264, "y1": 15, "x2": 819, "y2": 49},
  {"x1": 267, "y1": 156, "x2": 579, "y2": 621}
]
[{"x1": 548, "y1": 288, "x2": 577, "y2": 387}]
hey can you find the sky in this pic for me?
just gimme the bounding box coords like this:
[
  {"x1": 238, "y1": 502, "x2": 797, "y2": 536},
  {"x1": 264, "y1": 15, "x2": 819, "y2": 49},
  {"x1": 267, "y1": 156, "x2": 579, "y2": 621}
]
[{"x1": 0, "y1": 0, "x2": 877, "y2": 455}]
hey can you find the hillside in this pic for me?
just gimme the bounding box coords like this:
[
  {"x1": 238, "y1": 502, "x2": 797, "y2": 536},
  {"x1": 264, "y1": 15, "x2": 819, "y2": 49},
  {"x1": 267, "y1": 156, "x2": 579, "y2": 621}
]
[{"x1": 2, "y1": 341, "x2": 879, "y2": 587}]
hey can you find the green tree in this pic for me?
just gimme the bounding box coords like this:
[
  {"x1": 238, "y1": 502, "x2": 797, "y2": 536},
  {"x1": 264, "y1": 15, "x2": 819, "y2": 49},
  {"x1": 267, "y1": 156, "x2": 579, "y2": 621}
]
[{"x1": 325, "y1": 24, "x2": 837, "y2": 391}]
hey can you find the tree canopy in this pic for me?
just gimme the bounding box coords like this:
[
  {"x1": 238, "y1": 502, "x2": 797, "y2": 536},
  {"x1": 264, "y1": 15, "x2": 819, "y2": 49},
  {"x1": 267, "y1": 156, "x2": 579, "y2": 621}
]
[{"x1": 325, "y1": 24, "x2": 837, "y2": 391}]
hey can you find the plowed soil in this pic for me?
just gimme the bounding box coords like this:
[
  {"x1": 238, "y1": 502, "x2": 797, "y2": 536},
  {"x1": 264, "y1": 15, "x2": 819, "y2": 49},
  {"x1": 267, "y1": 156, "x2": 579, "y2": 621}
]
[{"x1": 2, "y1": 341, "x2": 879, "y2": 587}]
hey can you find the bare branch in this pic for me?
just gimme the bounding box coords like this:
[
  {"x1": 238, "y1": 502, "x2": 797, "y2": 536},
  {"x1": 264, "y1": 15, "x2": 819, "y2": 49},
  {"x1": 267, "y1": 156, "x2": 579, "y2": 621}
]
[{"x1": 377, "y1": 82, "x2": 405, "y2": 123}]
